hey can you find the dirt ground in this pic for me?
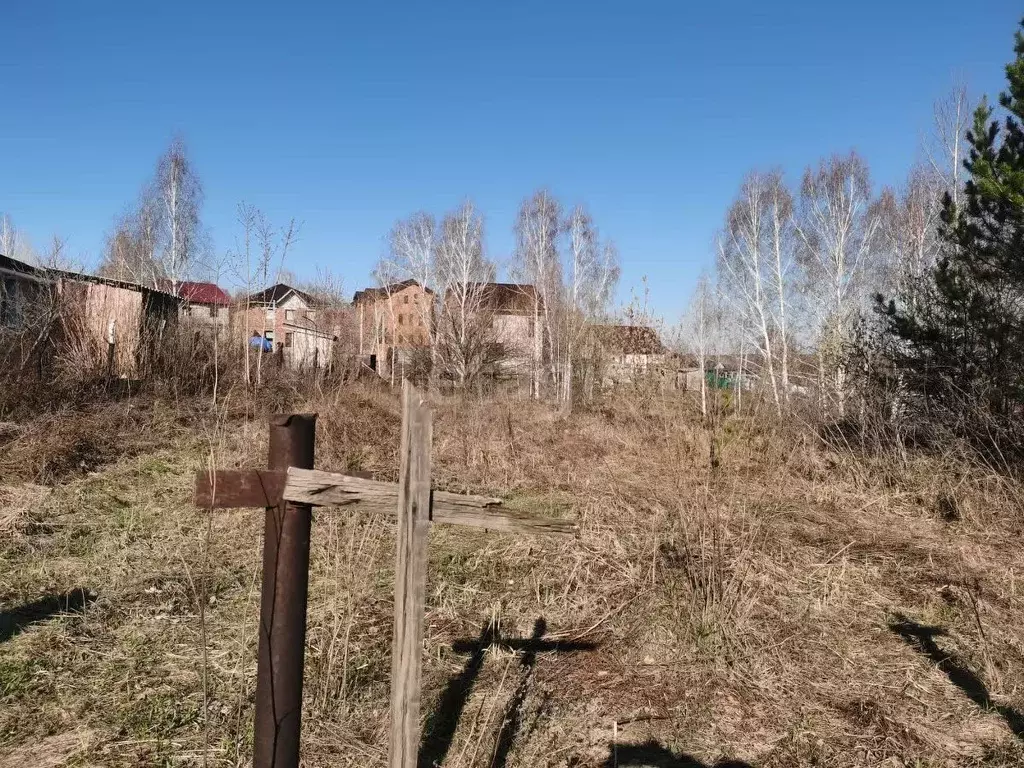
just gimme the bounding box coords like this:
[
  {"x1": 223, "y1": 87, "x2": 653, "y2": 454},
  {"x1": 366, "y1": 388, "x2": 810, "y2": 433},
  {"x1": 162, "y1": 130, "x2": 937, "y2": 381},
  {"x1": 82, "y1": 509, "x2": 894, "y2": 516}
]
[{"x1": 1, "y1": 387, "x2": 1023, "y2": 767}]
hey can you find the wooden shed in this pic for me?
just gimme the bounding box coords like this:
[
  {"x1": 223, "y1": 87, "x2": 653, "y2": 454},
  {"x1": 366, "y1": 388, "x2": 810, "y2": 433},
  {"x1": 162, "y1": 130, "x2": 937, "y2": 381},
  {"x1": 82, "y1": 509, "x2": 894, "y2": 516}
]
[{"x1": 51, "y1": 270, "x2": 179, "y2": 377}]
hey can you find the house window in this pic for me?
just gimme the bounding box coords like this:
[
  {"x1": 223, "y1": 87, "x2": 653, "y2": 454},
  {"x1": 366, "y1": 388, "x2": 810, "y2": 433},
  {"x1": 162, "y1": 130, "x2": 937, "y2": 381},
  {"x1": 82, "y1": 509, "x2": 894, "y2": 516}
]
[
  {"x1": 306, "y1": 310, "x2": 316, "y2": 322},
  {"x1": 265, "y1": 331, "x2": 275, "y2": 343},
  {"x1": 398, "y1": 313, "x2": 404, "y2": 326},
  {"x1": 266, "y1": 308, "x2": 274, "y2": 322},
  {"x1": 285, "y1": 332, "x2": 294, "y2": 348},
  {"x1": 285, "y1": 309, "x2": 295, "y2": 321},
  {"x1": 403, "y1": 295, "x2": 409, "y2": 305},
  {"x1": 209, "y1": 305, "x2": 218, "y2": 318},
  {"x1": 182, "y1": 305, "x2": 192, "y2": 317}
]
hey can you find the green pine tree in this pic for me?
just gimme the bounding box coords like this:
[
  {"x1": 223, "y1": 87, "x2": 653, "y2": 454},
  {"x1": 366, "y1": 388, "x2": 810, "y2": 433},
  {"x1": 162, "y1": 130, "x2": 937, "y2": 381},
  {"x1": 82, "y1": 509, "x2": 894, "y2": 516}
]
[{"x1": 879, "y1": 19, "x2": 1024, "y2": 426}]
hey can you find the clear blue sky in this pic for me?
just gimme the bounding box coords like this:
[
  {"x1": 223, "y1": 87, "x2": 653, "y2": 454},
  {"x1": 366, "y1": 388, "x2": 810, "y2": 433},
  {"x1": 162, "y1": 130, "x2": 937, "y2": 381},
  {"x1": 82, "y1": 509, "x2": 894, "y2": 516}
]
[{"x1": 2, "y1": 1, "x2": 1021, "y2": 318}]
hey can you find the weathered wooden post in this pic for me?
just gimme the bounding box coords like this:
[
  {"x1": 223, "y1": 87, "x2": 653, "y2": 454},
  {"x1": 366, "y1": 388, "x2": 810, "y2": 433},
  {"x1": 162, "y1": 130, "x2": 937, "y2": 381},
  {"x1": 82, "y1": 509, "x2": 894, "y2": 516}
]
[
  {"x1": 105, "y1": 317, "x2": 116, "y2": 385},
  {"x1": 193, "y1": 387, "x2": 573, "y2": 768},
  {"x1": 253, "y1": 413, "x2": 316, "y2": 768},
  {"x1": 389, "y1": 382, "x2": 432, "y2": 768}
]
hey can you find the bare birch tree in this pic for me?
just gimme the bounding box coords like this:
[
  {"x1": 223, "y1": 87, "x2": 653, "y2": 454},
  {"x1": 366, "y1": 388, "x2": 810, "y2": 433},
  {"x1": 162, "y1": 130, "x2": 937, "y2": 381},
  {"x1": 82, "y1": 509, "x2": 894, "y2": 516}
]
[
  {"x1": 434, "y1": 201, "x2": 495, "y2": 386},
  {"x1": 795, "y1": 152, "x2": 881, "y2": 416},
  {"x1": 562, "y1": 205, "x2": 619, "y2": 403},
  {"x1": 927, "y1": 80, "x2": 972, "y2": 211},
  {"x1": 371, "y1": 258, "x2": 402, "y2": 386},
  {"x1": 98, "y1": 199, "x2": 163, "y2": 287},
  {"x1": 229, "y1": 203, "x2": 296, "y2": 388},
  {"x1": 155, "y1": 137, "x2": 204, "y2": 294},
  {"x1": 684, "y1": 272, "x2": 719, "y2": 419},
  {"x1": 512, "y1": 190, "x2": 562, "y2": 398},
  {"x1": 382, "y1": 212, "x2": 439, "y2": 377},
  {"x1": 873, "y1": 164, "x2": 944, "y2": 312},
  {"x1": 718, "y1": 171, "x2": 785, "y2": 415},
  {"x1": 765, "y1": 172, "x2": 795, "y2": 402},
  {"x1": 0, "y1": 214, "x2": 34, "y2": 264}
]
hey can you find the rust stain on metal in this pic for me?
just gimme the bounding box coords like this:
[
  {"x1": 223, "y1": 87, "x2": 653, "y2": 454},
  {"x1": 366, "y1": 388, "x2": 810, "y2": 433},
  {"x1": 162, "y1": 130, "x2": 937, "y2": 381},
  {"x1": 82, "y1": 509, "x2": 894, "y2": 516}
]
[
  {"x1": 194, "y1": 469, "x2": 286, "y2": 508},
  {"x1": 252, "y1": 413, "x2": 317, "y2": 768}
]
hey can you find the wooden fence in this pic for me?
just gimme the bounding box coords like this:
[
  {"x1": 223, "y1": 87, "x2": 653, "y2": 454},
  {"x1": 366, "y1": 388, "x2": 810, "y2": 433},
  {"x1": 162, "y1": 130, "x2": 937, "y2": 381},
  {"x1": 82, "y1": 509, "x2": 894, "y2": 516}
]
[{"x1": 195, "y1": 381, "x2": 573, "y2": 768}]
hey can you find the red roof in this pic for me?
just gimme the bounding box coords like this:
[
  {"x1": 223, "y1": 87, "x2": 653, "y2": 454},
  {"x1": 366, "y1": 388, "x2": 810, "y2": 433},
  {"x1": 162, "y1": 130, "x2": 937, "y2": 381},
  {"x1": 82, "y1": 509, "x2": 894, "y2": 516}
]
[{"x1": 173, "y1": 281, "x2": 231, "y2": 306}]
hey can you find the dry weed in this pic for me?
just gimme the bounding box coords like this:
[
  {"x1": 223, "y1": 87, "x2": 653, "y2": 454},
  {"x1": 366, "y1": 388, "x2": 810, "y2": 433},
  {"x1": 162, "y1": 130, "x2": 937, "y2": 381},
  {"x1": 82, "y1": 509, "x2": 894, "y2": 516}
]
[{"x1": 1, "y1": 386, "x2": 1024, "y2": 766}]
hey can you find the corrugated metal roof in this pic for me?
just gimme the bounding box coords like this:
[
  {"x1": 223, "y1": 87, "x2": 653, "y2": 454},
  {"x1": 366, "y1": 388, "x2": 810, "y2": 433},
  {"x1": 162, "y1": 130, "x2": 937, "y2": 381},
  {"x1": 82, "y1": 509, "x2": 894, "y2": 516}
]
[
  {"x1": 176, "y1": 281, "x2": 231, "y2": 306},
  {"x1": 0, "y1": 253, "x2": 48, "y2": 280},
  {"x1": 48, "y1": 268, "x2": 178, "y2": 299},
  {"x1": 156, "y1": 279, "x2": 231, "y2": 305}
]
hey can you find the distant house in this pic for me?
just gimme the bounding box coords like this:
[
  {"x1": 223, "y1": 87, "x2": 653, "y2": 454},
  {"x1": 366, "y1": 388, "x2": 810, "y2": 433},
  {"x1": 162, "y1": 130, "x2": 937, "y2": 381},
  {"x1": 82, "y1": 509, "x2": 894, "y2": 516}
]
[
  {"x1": 238, "y1": 283, "x2": 318, "y2": 349},
  {"x1": 592, "y1": 324, "x2": 667, "y2": 384},
  {"x1": 352, "y1": 279, "x2": 433, "y2": 357},
  {"x1": 0, "y1": 253, "x2": 50, "y2": 331},
  {"x1": 50, "y1": 269, "x2": 179, "y2": 377},
  {"x1": 282, "y1": 314, "x2": 336, "y2": 371},
  {"x1": 471, "y1": 282, "x2": 541, "y2": 377},
  {"x1": 163, "y1": 281, "x2": 231, "y2": 332},
  {"x1": 239, "y1": 283, "x2": 343, "y2": 370}
]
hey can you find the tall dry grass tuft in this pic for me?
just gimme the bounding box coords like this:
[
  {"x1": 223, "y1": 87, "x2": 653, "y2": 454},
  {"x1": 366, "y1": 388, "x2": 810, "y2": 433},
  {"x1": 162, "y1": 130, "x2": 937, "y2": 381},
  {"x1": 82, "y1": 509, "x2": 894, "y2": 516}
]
[{"x1": 660, "y1": 488, "x2": 761, "y2": 657}]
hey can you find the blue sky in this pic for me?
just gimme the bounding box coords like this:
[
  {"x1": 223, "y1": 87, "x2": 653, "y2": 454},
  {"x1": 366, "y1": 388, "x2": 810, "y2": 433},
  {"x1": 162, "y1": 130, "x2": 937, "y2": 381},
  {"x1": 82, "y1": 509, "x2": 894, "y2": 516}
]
[{"x1": 2, "y1": 1, "x2": 1021, "y2": 318}]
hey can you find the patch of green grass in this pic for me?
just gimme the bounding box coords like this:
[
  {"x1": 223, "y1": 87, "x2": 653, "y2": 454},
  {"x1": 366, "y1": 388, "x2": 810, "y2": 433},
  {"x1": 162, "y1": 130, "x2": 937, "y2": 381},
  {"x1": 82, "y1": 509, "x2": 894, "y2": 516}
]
[
  {"x1": 501, "y1": 489, "x2": 574, "y2": 519},
  {"x1": 136, "y1": 456, "x2": 175, "y2": 476},
  {"x1": 0, "y1": 659, "x2": 39, "y2": 700},
  {"x1": 116, "y1": 690, "x2": 202, "y2": 741}
]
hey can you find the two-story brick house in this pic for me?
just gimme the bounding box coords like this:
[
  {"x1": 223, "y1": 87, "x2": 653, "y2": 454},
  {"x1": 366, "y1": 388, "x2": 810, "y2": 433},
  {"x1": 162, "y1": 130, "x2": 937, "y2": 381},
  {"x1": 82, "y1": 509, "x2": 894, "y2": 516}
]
[
  {"x1": 352, "y1": 279, "x2": 433, "y2": 360},
  {"x1": 238, "y1": 283, "x2": 317, "y2": 346}
]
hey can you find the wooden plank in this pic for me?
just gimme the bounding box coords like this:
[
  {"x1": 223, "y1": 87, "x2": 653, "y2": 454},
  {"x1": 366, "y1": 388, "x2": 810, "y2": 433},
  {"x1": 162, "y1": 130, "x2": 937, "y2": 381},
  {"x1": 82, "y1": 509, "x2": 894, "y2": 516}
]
[
  {"x1": 194, "y1": 469, "x2": 286, "y2": 509},
  {"x1": 197, "y1": 469, "x2": 575, "y2": 537},
  {"x1": 195, "y1": 468, "x2": 375, "y2": 509},
  {"x1": 388, "y1": 381, "x2": 432, "y2": 768},
  {"x1": 284, "y1": 468, "x2": 574, "y2": 536}
]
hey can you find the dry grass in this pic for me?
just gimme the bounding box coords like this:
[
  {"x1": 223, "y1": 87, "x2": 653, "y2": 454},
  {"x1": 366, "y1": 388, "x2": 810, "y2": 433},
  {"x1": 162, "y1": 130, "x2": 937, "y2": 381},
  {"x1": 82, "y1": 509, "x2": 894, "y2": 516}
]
[{"x1": 1, "y1": 385, "x2": 1023, "y2": 767}]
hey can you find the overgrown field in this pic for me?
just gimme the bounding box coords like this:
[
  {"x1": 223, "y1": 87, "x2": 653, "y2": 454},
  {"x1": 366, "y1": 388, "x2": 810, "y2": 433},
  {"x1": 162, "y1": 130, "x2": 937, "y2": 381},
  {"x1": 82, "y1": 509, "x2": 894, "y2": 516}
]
[{"x1": 1, "y1": 386, "x2": 1023, "y2": 767}]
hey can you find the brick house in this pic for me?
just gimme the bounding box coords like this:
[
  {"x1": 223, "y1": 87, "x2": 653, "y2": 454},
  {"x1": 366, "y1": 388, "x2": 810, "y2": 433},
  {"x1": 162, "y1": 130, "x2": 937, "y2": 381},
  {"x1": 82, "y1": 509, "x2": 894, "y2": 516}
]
[
  {"x1": 238, "y1": 283, "x2": 319, "y2": 349},
  {"x1": 472, "y1": 282, "x2": 541, "y2": 376},
  {"x1": 352, "y1": 279, "x2": 433, "y2": 361},
  {"x1": 591, "y1": 324, "x2": 667, "y2": 384},
  {"x1": 167, "y1": 281, "x2": 231, "y2": 333}
]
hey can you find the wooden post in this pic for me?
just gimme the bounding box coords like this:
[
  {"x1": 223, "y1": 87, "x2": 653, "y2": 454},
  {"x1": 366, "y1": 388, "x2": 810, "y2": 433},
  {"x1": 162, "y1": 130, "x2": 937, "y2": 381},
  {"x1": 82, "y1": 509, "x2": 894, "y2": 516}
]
[
  {"x1": 388, "y1": 381, "x2": 432, "y2": 768},
  {"x1": 253, "y1": 413, "x2": 316, "y2": 768},
  {"x1": 105, "y1": 317, "x2": 116, "y2": 385}
]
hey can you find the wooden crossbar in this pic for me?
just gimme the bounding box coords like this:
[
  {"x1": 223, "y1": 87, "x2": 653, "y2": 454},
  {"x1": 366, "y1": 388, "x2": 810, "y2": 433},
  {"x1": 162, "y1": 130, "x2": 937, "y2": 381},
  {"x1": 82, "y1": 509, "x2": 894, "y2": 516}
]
[
  {"x1": 195, "y1": 468, "x2": 575, "y2": 536},
  {"x1": 193, "y1": 383, "x2": 575, "y2": 768}
]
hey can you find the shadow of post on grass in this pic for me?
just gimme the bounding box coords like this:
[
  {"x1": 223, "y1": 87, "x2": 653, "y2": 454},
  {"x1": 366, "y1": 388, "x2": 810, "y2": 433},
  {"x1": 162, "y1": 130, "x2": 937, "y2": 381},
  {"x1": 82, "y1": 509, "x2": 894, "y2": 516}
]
[
  {"x1": 603, "y1": 740, "x2": 753, "y2": 767},
  {"x1": 889, "y1": 612, "x2": 1024, "y2": 739},
  {"x1": 0, "y1": 588, "x2": 97, "y2": 643},
  {"x1": 418, "y1": 616, "x2": 596, "y2": 768}
]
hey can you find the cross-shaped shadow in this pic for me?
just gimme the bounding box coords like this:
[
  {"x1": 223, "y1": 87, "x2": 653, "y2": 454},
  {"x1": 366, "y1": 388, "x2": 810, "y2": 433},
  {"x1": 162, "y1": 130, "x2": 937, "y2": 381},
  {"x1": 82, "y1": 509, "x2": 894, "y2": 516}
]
[
  {"x1": 889, "y1": 613, "x2": 1024, "y2": 739},
  {"x1": 603, "y1": 741, "x2": 753, "y2": 767},
  {"x1": 419, "y1": 617, "x2": 597, "y2": 768}
]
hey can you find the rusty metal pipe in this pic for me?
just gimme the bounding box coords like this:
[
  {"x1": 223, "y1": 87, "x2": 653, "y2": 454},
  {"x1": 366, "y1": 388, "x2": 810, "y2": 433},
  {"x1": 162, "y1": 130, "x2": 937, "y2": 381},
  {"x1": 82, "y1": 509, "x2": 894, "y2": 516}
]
[{"x1": 253, "y1": 413, "x2": 316, "y2": 768}]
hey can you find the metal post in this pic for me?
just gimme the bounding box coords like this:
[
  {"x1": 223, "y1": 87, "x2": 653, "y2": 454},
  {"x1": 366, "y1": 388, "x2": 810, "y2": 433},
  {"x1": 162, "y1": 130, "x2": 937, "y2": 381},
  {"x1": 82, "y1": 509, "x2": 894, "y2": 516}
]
[{"x1": 254, "y1": 413, "x2": 316, "y2": 768}]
